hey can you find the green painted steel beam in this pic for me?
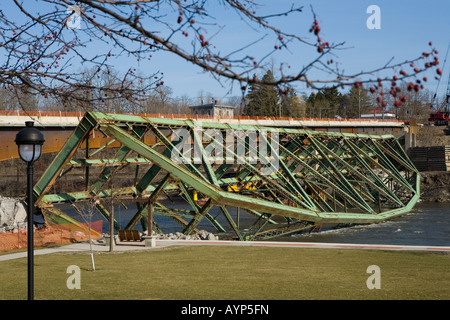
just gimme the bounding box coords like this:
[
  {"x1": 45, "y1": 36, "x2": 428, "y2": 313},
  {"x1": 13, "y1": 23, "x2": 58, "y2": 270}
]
[
  {"x1": 99, "y1": 122, "x2": 417, "y2": 223},
  {"x1": 34, "y1": 113, "x2": 98, "y2": 204},
  {"x1": 34, "y1": 112, "x2": 420, "y2": 241},
  {"x1": 98, "y1": 123, "x2": 321, "y2": 219},
  {"x1": 69, "y1": 158, "x2": 152, "y2": 166}
]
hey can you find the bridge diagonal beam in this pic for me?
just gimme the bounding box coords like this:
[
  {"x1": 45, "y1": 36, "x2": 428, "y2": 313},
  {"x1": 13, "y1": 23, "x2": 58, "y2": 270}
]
[
  {"x1": 97, "y1": 122, "x2": 326, "y2": 221},
  {"x1": 343, "y1": 139, "x2": 408, "y2": 203},
  {"x1": 357, "y1": 138, "x2": 417, "y2": 192},
  {"x1": 31, "y1": 112, "x2": 421, "y2": 241},
  {"x1": 315, "y1": 137, "x2": 405, "y2": 207},
  {"x1": 204, "y1": 126, "x2": 316, "y2": 210},
  {"x1": 288, "y1": 135, "x2": 373, "y2": 213},
  {"x1": 89, "y1": 126, "x2": 148, "y2": 196},
  {"x1": 34, "y1": 113, "x2": 98, "y2": 205}
]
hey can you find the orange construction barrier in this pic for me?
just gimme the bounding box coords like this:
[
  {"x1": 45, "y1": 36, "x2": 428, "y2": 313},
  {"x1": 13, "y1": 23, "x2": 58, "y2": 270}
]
[{"x1": 0, "y1": 220, "x2": 103, "y2": 252}]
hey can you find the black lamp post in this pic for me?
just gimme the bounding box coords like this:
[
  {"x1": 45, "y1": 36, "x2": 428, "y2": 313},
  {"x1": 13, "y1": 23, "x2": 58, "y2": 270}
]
[{"x1": 15, "y1": 121, "x2": 45, "y2": 300}]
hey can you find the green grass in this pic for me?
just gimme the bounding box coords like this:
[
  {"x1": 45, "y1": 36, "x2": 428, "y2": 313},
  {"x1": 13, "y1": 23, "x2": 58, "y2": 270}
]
[{"x1": 0, "y1": 245, "x2": 449, "y2": 300}]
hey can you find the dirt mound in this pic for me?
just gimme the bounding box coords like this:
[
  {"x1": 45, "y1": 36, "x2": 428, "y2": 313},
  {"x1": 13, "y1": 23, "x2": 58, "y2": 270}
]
[
  {"x1": 0, "y1": 223, "x2": 103, "y2": 252},
  {"x1": 416, "y1": 126, "x2": 450, "y2": 147},
  {"x1": 420, "y1": 171, "x2": 450, "y2": 202}
]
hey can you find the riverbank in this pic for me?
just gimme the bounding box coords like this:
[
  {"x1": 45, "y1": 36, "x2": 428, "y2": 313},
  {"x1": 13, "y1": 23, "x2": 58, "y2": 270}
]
[
  {"x1": 409, "y1": 125, "x2": 450, "y2": 202},
  {"x1": 420, "y1": 171, "x2": 450, "y2": 203}
]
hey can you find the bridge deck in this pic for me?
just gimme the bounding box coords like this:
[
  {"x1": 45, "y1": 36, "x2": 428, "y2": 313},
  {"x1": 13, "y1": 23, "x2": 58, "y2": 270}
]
[{"x1": 0, "y1": 111, "x2": 405, "y2": 161}]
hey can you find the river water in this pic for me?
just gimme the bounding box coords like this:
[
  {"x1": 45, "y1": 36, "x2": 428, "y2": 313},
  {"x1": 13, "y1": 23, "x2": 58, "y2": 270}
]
[
  {"x1": 58, "y1": 201, "x2": 449, "y2": 247},
  {"x1": 279, "y1": 202, "x2": 450, "y2": 247}
]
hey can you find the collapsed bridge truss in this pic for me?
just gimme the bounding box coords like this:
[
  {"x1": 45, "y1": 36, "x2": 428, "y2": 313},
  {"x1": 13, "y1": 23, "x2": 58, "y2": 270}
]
[{"x1": 33, "y1": 112, "x2": 420, "y2": 240}]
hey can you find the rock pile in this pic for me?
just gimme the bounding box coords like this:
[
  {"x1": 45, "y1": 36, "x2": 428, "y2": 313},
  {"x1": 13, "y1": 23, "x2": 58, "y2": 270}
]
[
  {"x1": 151, "y1": 230, "x2": 219, "y2": 241},
  {"x1": 0, "y1": 197, "x2": 27, "y2": 232},
  {"x1": 420, "y1": 171, "x2": 450, "y2": 203}
]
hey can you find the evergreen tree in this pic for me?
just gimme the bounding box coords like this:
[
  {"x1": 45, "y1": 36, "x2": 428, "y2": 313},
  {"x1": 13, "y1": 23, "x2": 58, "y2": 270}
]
[
  {"x1": 321, "y1": 87, "x2": 342, "y2": 117},
  {"x1": 305, "y1": 87, "x2": 346, "y2": 118},
  {"x1": 242, "y1": 70, "x2": 279, "y2": 117},
  {"x1": 280, "y1": 88, "x2": 305, "y2": 117},
  {"x1": 305, "y1": 90, "x2": 332, "y2": 118},
  {"x1": 344, "y1": 86, "x2": 372, "y2": 118}
]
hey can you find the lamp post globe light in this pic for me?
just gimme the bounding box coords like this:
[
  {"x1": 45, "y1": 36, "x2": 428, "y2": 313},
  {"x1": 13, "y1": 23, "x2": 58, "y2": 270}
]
[{"x1": 15, "y1": 121, "x2": 45, "y2": 300}]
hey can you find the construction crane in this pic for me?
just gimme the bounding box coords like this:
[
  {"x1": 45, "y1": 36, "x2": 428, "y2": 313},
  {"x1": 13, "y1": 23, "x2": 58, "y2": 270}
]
[
  {"x1": 429, "y1": 42, "x2": 450, "y2": 126},
  {"x1": 428, "y1": 72, "x2": 450, "y2": 125}
]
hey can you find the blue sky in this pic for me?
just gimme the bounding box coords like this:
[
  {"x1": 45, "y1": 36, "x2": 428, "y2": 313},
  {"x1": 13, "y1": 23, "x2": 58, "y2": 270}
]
[
  {"x1": 146, "y1": 0, "x2": 450, "y2": 101},
  {"x1": 3, "y1": 0, "x2": 450, "y2": 102}
]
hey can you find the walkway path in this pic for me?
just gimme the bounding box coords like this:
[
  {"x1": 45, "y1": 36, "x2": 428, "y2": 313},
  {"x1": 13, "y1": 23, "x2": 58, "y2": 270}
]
[{"x1": 1, "y1": 239, "x2": 449, "y2": 262}]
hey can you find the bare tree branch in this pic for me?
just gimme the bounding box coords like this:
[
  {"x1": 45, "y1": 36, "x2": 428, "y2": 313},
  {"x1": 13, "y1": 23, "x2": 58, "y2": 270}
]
[{"x1": 0, "y1": 0, "x2": 442, "y2": 112}]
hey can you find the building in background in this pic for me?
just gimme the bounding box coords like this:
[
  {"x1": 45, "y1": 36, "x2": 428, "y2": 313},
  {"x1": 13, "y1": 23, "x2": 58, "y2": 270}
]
[{"x1": 189, "y1": 100, "x2": 235, "y2": 117}]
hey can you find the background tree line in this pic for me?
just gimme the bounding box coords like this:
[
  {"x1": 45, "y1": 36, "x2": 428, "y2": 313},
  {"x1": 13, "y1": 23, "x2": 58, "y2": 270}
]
[
  {"x1": 0, "y1": 66, "x2": 242, "y2": 115},
  {"x1": 0, "y1": 66, "x2": 442, "y2": 124},
  {"x1": 241, "y1": 70, "x2": 441, "y2": 122},
  {"x1": 0, "y1": 1, "x2": 443, "y2": 120}
]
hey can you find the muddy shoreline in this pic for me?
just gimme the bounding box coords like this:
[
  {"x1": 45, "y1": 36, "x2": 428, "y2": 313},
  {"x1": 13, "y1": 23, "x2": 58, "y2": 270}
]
[{"x1": 419, "y1": 171, "x2": 450, "y2": 203}]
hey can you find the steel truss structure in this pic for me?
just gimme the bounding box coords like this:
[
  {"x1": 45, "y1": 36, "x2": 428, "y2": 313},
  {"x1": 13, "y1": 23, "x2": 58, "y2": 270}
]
[{"x1": 33, "y1": 112, "x2": 420, "y2": 240}]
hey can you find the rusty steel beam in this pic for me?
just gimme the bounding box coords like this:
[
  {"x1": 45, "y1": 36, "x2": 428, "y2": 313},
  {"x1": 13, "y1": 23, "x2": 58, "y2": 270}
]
[{"x1": 1, "y1": 110, "x2": 405, "y2": 161}]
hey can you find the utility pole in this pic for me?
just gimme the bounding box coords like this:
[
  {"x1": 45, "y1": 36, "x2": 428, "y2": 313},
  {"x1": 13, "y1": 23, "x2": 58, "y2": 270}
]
[
  {"x1": 358, "y1": 87, "x2": 361, "y2": 118},
  {"x1": 109, "y1": 178, "x2": 114, "y2": 252}
]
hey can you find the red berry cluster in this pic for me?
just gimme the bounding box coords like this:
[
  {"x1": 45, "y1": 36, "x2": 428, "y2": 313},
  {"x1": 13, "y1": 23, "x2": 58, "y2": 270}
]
[
  {"x1": 365, "y1": 41, "x2": 441, "y2": 109},
  {"x1": 274, "y1": 35, "x2": 283, "y2": 50},
  {"x1": 309, "y1": 19, "x2": 329, "y2": 53},
  {"x1": 177, "y1": 8, "x2": 195, "y2": 37},
  {"x1": 199, "y1": 34, "x2": 209, "y2": 47}
]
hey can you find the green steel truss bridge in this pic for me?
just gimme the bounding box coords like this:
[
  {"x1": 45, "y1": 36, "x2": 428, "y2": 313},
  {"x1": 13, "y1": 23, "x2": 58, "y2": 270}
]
[{"x1": 33, "y1": 112, "x2": 420, "y2": 241}]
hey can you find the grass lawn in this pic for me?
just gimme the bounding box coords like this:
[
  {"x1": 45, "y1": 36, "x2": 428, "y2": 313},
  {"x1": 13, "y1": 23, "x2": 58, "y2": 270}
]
[{"x1": 0, "y1": 245, "x2": 449, "y2": 300}]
